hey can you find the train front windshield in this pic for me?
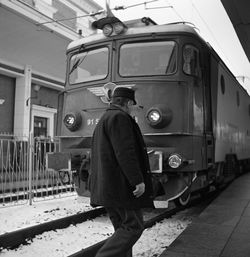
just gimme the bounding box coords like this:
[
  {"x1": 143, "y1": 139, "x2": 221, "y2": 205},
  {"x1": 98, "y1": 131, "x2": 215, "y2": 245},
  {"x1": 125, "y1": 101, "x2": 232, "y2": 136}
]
[
  {"x1": 68, "y1": 40, "x2": 177, "y2": 85},
  {"x1": 69, "y1": 47, "x2": 109, "y2": 84},
  {"x1": 119, "y1": 41, "x2": 177, "y2": 77}
]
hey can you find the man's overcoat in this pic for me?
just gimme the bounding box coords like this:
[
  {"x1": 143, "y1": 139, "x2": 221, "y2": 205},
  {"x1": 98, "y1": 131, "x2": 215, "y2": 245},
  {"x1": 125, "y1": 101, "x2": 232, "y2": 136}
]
[{"x1": 90, "y1": 105, "x2": 154, "y2": 209}]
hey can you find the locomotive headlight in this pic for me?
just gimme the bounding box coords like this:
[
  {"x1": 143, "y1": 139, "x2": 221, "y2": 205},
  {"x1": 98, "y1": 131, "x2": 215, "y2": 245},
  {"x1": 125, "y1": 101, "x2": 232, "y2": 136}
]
[
  {"x1": 146, "y1": 105, "x2": 173, "y2": 129},
  {"x1": 168, "y1": 154, "x2": 182, "y2": 169},
  {"x1": 92, "y1": 17, "x2": 127, "y2": 37},
  {"x1": 147, "y1": 109, "x2": 161, "y2": 123},
  {"x1": 64, "y1": 112, "x2": 82, "y2": 131},
  {"x1": 103, "y1": 24, "x2": 113, "y2": 37},
  {"x1": 113, "y1": 22, "x2": 125, "y2": 34}
]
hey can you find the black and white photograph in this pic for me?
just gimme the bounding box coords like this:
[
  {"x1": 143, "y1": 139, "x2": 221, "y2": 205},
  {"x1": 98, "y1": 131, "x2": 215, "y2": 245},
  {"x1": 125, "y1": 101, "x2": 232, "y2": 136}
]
[{"x1": 1, "y1": 0, "x2": 250, "y2": 256}]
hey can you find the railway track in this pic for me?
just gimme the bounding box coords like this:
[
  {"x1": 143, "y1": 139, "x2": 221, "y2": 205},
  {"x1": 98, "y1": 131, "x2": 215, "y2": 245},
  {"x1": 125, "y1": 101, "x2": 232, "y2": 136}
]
[
  {"x1": 0, "y1": 187, "x2": 221, "y2": 255},
  {"x1": 0, "y1": 207, "x2": 106, "y2": 249},
  {"x1": 67, "y1": 189, "x2": 220, "y2": 257}
]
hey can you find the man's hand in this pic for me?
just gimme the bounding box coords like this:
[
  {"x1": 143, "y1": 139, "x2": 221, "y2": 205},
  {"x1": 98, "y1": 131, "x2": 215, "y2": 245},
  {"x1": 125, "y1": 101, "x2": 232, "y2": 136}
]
[{"x1": 133, "y1": 182, "x2": 145, "y2": 198}]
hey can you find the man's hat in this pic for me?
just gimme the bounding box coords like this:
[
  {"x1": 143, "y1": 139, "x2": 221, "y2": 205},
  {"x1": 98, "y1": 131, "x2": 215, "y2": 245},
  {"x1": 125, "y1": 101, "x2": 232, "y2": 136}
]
[{"x1": 112, "y1": 87, "x2": 137, "y2": 105}]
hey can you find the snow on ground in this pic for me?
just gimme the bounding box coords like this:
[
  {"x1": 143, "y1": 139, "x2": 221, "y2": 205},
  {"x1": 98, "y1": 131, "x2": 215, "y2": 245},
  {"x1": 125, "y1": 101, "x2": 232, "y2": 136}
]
[
  {"x1": 0, "y1": 195, "x2": 193, "y2": 257},
  {"x1": 0, "y1": 193, "x2": 93, "y2": 234}
]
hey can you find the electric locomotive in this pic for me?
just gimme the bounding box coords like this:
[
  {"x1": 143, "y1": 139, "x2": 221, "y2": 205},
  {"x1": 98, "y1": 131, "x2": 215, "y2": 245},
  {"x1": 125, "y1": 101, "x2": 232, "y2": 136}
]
[{"x1": 47, "y1": 14, "x2": 250, "y2": 206}]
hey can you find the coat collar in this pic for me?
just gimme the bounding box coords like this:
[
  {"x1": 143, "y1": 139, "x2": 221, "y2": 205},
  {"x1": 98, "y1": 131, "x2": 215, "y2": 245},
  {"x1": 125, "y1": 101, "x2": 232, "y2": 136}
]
[
  {"x1": 106, "y1": 104, "x2": 138, "y2": 124},
  {"x1": 106, "y1": 104, "x2": 127, "y2": 114}
]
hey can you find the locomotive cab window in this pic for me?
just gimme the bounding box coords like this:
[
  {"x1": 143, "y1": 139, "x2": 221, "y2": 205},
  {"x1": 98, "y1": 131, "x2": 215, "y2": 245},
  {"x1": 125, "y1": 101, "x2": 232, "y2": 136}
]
[
  {"x1": 183, "y1": 45, "x2": 201, "y2": 77},
  {"x1": 69, "y1": 47, "x2": 109, "y2": 84},
  {"x1": 119, "y1": 41, "x2": 177, "y2": 77}
]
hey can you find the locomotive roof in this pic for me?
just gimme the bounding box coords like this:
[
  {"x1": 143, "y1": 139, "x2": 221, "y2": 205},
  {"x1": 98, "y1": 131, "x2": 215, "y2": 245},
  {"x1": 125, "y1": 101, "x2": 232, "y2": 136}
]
[{"x1": 67, "y1": 23, "x2": 200, "y2": 51}]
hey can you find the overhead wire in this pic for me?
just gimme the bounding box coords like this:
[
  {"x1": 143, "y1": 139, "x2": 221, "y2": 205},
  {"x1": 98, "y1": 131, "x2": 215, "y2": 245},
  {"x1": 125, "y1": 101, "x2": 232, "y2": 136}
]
[
  {"x1": 36, "y1": 10, "x2": 104, "y2": 25},
  {"x1": 166, "y1": 0, "x2": 185, "y2": 22},
  {"x1": 5, "y1": 0, "x2": 81, "y2": 36},
  {"x1": 114, "y1": 0, "x2": 158, "y2": 10},
  {"x1": 36, "y1": 0, "x2": 160, "y2": 26}
]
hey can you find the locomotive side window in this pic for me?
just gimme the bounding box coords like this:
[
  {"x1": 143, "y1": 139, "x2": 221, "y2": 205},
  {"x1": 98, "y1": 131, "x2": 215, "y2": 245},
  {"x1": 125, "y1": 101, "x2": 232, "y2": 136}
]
[
  {"x1": 236, "y1": 91, "x2": 240, "y2": 107},
  {"x1": 119, "y1": 41, "x2": 177, "y2": 77},
  {"x1": 220, "y1": 75, "x2": 225, "y2": 94},
  {"x1": 183, "y1": 45, "x2": 200, "y2": 77},
  {"x1": 69, "y1": 47, "x2": 109, "y2": 84}
]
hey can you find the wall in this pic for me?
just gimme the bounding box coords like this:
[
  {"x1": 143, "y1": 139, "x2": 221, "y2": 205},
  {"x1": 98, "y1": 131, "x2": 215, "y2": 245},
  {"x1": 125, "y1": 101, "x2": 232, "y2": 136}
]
[{"x1": 0, "y1": 75, "x2": 16, "y2": 133}]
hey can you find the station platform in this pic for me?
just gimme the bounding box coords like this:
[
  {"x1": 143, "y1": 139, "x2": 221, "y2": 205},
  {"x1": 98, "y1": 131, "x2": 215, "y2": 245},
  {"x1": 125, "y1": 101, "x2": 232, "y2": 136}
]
[{"x1": 159, "y1": 172, "x2": 250, "y2": 257}]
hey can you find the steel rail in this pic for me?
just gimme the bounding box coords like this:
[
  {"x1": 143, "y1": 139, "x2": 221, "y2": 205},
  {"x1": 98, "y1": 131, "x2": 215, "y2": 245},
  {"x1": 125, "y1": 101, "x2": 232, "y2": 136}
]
[
  {"x1": 67, "y1": 190, "x2": 220, "y2": 257},
  {"x1": 0, "y1": 207, "x2": 106, "y2": 250},
  {"x1": 0, "y1": 186, "x2": 222, "y2": 253}
]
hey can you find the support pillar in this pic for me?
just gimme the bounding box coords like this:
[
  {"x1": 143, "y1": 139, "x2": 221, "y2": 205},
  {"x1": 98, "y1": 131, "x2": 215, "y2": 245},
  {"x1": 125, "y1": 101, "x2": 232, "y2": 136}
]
[{"x1": 14, "y1": 65, "x2": 32, "y2": 139}]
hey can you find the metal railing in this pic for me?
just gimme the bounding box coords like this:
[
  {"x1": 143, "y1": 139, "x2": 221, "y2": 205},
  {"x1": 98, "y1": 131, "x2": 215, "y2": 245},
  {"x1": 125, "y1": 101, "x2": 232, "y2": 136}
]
[
  {"x1": 0, "y1": 134, "x2": 29, "y2": 205},
  {"x1": 0, "y1": 134, "x2": 76, "y2": 207}
]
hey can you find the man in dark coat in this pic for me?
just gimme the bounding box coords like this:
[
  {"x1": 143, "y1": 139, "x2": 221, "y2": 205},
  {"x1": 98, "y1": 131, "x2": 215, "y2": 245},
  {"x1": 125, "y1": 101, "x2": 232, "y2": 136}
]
[{"x1": 90, "y1": 87, "x2": 154, "y2": 257}]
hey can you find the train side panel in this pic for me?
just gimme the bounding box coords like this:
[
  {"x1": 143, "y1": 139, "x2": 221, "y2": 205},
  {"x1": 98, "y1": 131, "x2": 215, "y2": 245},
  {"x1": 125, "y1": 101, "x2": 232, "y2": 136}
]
[{"x1": 211, "y1": 56, "x2": 250, "y2": 163}]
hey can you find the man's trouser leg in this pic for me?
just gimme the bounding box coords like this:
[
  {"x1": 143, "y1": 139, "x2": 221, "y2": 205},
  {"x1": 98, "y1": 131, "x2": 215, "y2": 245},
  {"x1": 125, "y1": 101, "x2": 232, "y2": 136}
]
[{"x1": 95, "y1": 207, "x2": 144, "y2": 257}]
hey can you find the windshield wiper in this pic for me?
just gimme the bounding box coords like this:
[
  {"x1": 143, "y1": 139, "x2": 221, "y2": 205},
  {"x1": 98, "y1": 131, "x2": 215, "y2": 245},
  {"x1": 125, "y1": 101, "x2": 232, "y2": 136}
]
[
  {"x1": 69, "y1": 59, "x2": 80, "y2": 75},
  {"x1": 69, "y1": 44, "x2": 87, "y2": 75},
  {"x1": 69, "y1": 51, "x2": 89, "y2": 75}
]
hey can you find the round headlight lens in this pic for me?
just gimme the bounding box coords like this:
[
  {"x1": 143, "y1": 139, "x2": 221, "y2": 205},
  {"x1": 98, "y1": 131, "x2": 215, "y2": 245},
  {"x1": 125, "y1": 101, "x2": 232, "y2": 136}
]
[
  {"x1": 146, "y1": 109, "x2": 162, "y2": 128},
  {"x1": 148, "y1": 110, "x2": 161, "y2": 123},
  {"x1": 64, "y1": 114, "x2": 75, "y2": 126},
  {"x1": 168, "y1": 154, "x2": 182, "y2": 168},
  {"x1": 146, "y1": 105, "x2": 172, "y2": 129},
  {"x1": 64, "y1": 112, "x2": 82, "y2": 131},
  {"x1": 114, "y1": 22, "x2": 125, "y2": 34},
  {"x1": 103, "y1": 24, "x2": 113, "y2": 37}
]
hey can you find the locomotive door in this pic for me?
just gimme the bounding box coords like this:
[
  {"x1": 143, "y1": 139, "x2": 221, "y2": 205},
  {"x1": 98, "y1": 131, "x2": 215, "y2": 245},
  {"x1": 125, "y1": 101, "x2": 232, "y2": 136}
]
[{"x1": 192, "y1": 44, "x2": 214, "y2": 169}]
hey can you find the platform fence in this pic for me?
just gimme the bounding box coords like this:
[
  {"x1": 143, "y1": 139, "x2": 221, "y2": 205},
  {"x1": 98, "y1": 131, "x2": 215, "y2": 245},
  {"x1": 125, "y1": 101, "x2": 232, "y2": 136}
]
[{"x1": 0, "y1": 133, "x2": 76, "y2": 208}]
